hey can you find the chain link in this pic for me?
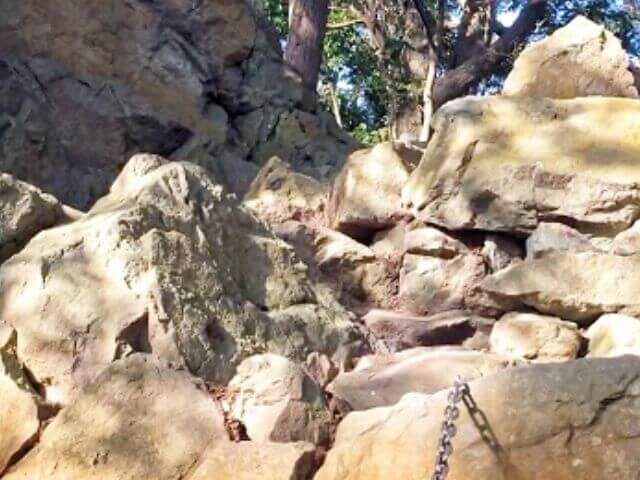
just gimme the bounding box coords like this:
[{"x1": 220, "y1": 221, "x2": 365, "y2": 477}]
[{"x1": 431, "y1": 376, "x2": 469, "y2": 480}]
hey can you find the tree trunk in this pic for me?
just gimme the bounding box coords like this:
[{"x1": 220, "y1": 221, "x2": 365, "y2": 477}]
[
  {"x1": 433, "y1": 0, "x2": 547, "y2": 108},
  {"x1": 452, "y1": 0, "x2": 492, "y2": 67},
  {"x1": 284, "y1": 0, "x2": 330, "y2": 89}
]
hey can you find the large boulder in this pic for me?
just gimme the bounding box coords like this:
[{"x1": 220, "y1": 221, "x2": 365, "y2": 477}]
[
  {"x1": 526, "y1": 222, "x2": 595, "y2": 260},
  {"x1": 327, "y1": 143, "x2": 412, "y2": 241},
  {"x1": 402, "y1": 96, "x2": 640, "y2": 237},
  {"x1": 0, "y1": 0, "x2": 355, "y2": 209},
  {"x1": 317, "y1": 356, "x2": 640, "y2": 480},
  {"x1": 0, "y1": 155, "x2": 361, "y2": 404},
  {"x1": 327, "y1": 347, "x2": 513, "y2": 411},
  {"x1": 503, "y1": 16, "x2": 638, "y2": 99},
  {"x1": 489, "y1": 312, "x2": 582, "y2": 362},
  {"x1": 228, "y1": 354, "x2": 330, "y2": 444},
  {"x1": 481, "y1": 251, "x2": 640, "y2": 323},
  {"x1": 0, "y1": 173, "x2": 65, "y2": 262},
  {"x1": 613, "y1": 220, "x2": 640, "y2": 256},
  {"x1": 3, "y1": 355, "x2": 224, "y2": 480}
]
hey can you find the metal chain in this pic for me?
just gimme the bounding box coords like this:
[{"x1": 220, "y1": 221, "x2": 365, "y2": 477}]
[{"x1": 431, "y1": 376, "x2": 469, "y2": 480}]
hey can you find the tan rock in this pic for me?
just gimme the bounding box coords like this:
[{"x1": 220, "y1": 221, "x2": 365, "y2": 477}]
[
  {"x1": 504, "y1": 16, "x2": 638, "y2": 99},
  {"x1": 370, "y1": 223, "x2": 406, "y2": 258},
  {"x1": 526, "y1": 222, "x2": 595, "y2": 259},
  {"x1": 3, "y1": 355, "x2": 224, "y2": 480},
  {"x1": 482, "y1": 251, "x2": 640, "y2": 323},
  {"x1": 399, "y1": 252, "x2": 509, "y2": 316},
  {"x1": 363, "y1": 309, "x2": 493, "y2": 352},
  {"x1": 0, "y1": 155, "x2": 360, "y2": 404},
  {"x1": 327, "y1": 143, "x2": 411, "y2": 241},
  {"x1": 586, "y1": 314, "x2": 640, "y2": 357},
  {"x1": 188, "y1": 440, "x2": 317, "y2": 480},
  {"x1": 0, "y1": 173, "x2": 63, "y2": 262},
  {"x1": 326, "y1": 347, "x2": 513, "y2": 411},
  {"x1": 490, "y1": 312, "x2": 582, "y2": 362},
  {"x1": 0, "y1": 372, "x2": 40, "y2": 474},
  {"x1": 228, "y1": 354, "x2": 330, "y2": 444},
  {"x1": 402, "y1": 96, "x2": 640, "y2": 236},
  {"x1": 481, "y1": 233, "x2": 523, "y2": 272},
  {"x1": 305, "y1": 352, "x2": 338, "y2": 388},
  {"x1": 317, "y1": 356, "x2": 640, "y2": 480},
  {"x1": 404, "y1": 226, "x2": 468, "y2": 258},
  {"x1": 613, "y1": 219, "x2": 640, "y2": 256},
  {"x1": 243, "y1": 156, "x2": 326, "y2": 222}
]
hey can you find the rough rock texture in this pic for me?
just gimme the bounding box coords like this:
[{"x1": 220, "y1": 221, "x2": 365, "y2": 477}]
[
  {"x1": 482, "y1": 251, "x2": 640, "y2": 323},
  {"x1": 243, "y1": 156, "x2": 326, "y2": 222},
  {"x1": 503, "y1": 16, "x2": 638, "y2": 99},
  {"x1": 272, "y1": 221, "x2": 400, "y2": 312},
  {"x1": 3, "y1": 355, "x2": 225, "y2": 480},
  {"x1": 587, "y1": 314, "x2": 640, "y2": 357},
  {"x1": 0, "y1": 155, "x2": 361, "y2": 404},
  {"x1": 327, "y1": 143, "x2": 411, "y2": 241},
  {"x1": 0, "y1": 363, "x2": 40, "y2": 474},
  {"x1": 370, "y1": 223, "x2": 407, "y2": 257},
  {"x1": 481, "y1": 234, "x2": 523, "y2": 272},
  {"x1": 489, "y1": 312, "x2": 582, "y2": 362},
  {"x1": 402, "y1": 96, "x2": 640, "y2": 237},
  {"x1": 613, "y1": 220, "x2": 640, "y2": 256},
  {"x1": 0, "y1": 0, "x2": 356, "y2": 209},
  {"x1": 228, "y1": 354, "x2": 330, "y2": 444},
  {"x1": 317, "y1": 356, "x2": 640, "y2": 480},
  {"x1": 327, "y1": 348, "x2": 513, "y2": 411},
  {"x1": 0, "y1": 173, "x2": 64, "y2": 262},
  {"x1": 188, "y1": 440, "x2": 317, "y2": 480},
  {"x1": 526, "y1": 222, "x2": 595, "y2": 259},
  {"x1": 404, "y1": 226, "x2": 468, "y2": 258},
  {"x1": 364, "y1": 309, "x2": 494, "y2": 352}
]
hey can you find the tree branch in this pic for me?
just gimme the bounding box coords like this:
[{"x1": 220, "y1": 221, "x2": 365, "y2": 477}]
[
  {"x1": 411, "y1": 0, "x2": 439, "y2": 56},
  {"x1": 327, "y1": 19, "x2": 364, "y2": 30},
  {"x1": 433, "y1": 0, "x2": 547, "y2": 108}
]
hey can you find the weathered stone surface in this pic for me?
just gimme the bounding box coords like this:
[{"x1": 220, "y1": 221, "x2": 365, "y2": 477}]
[
  {"x1": 0, "y1": 173, "x2": 64, "y2": 262},
  {"x1": 490, "y1": 312, "x2": 582, "y2": 362},
  {"x1": 364, "y1": 309, "x2": 493, "y2": 352},
  {"x1": 228, "y1": 354, "x2": 330, "y2": 444},
  {"x1": 587, "y1": 314, "x2": 640, "y2": 357},
  {"x1": 404, "y1": 226, "x2": 468, "y2": 258},
  {"x1": 327, "y1": 143, "x2": 411, "y2": 241},
  {"x1": 0, "y1": 0, "x2": 354, "y2": 208},
  {"x1": 0, "y1": 155, "x2": 360, "y2": 404},
  {"x1": 3, "y1": 355, "x2": 224, "y2": 480},
  {"x1": 402, "y1": 96, "x2": 640, "y2": 237},
  {"x1": 482, "y1": 251, "x2": 640, "y2": 323},
  {"x1": 188, "y1": 440, "x2": 317, "y2": 480},
  {"x1": 504, "y1": 16, "x2": 638, "y2": 99},
  {"x1": 0, "y1": 358, "x2": 40, "y2": 474},
  {"x1": 273, "y1": 221, "x2": 400, "y2": 312},
  {"x1": 370, "y1": 223, "x2": 406, "y2": 258},
  {"x1": 613, "y1": 219, "x2": 640, "y2": 256},
  {"x1": 526, "y1": 222, "x2": 595, "y2": 259},
  {"x1": 327, "y1": 347, "x2": 512, "y2": 411},
  {"x1": 317, "y1": 356, "x2": 640, "y2": 480},
  {"x1": 399, "y1": 252, "x2": 509, "y2": 316},
  {"x1": 243, "y1": 156, "x2": 326, "y2": 222}
]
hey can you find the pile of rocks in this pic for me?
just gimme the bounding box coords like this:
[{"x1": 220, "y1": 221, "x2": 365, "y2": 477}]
[{"x1": 2, "y1": 10, "x2": 640, "y2": 480}]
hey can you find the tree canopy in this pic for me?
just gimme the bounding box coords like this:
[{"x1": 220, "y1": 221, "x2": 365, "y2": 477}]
[{"x1": 259, "y1": 0, "x2": 640, "y2": 144}]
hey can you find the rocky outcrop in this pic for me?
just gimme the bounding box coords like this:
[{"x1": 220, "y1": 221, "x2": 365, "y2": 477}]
[
  {"x1": 586, "y1": 314, "x2": 640, "y2": 357},
  {"x1": 3, "y1": 355, "x2": 224, "y2": 480},
  {"x1": 482, "y1": 251, "x2": 640, "y2": 323},
  {"x1": 0, "y1": 0, "x2": 356, "y2": 209},
  {"x1": 489, "y1": 312, "x2": 582, "y2": 362},
  {"x1": 402, "y1": 96, "x2": 640, "y2": 237},
  {"x1": 243, "y1": 157, "x2": 326, "y2": 222},
  {"x1": 613, "y1": 220, "x2": 640, "y2": 255},
  {"x1": 0, "y1": 173, "x2": 65, "y2": 263},
  {"x1": 327, "y1": 348, "x2": 513, "y2": 411},
  {"x1": 327, "y1": 143, "x2": 412, "y2": 241},
  {"x1": 317, "y1": 356, "x2": 640, "y2": 480},
  {"x1": 0, "y1": 155, "x2": 361, "y2": 404},
  {"x1": 503, "y1": 16, "x2": 638, "y2": 99},
  {"x1": 228, "y1": 354, "x2": 330, "y2": 444}
]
